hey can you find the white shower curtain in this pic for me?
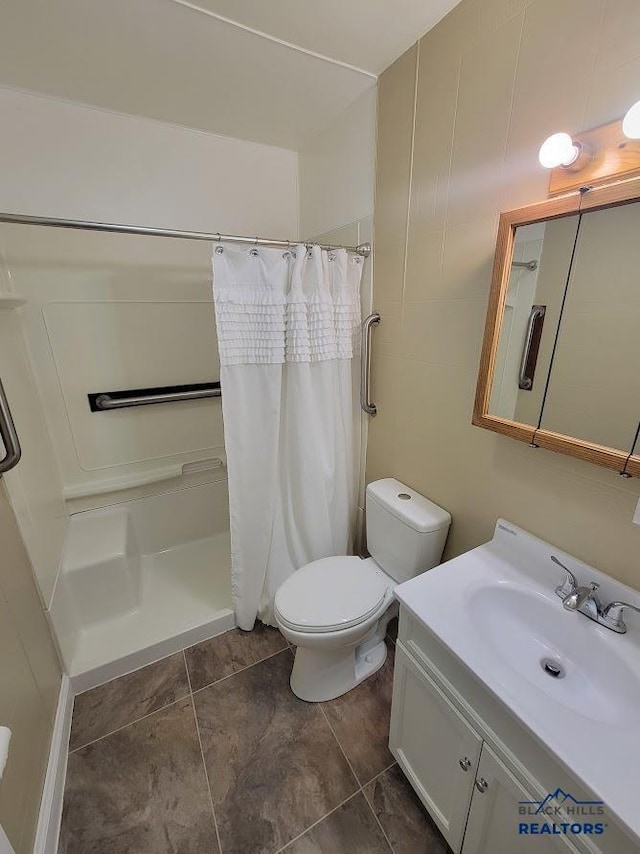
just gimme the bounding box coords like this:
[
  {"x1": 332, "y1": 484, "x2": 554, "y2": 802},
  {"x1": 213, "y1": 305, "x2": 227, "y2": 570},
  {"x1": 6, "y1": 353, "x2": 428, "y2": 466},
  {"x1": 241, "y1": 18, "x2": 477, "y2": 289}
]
[{"x1": 212, "y1": 243, "x2": 363, "y2": 629}]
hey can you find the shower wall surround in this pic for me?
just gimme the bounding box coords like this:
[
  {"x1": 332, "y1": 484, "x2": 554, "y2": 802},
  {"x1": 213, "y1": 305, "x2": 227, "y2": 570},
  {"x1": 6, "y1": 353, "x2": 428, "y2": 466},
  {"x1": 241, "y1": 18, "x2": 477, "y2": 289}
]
[
  {"x1": 367, "y1": 0, "x2": 640, "y2": 588},
  {"x1": 0, "y1": 484, "x2": 61, "y2": 853},
  {"x1": 0, "y1": 87, "x2": 299, "y2": 607}
]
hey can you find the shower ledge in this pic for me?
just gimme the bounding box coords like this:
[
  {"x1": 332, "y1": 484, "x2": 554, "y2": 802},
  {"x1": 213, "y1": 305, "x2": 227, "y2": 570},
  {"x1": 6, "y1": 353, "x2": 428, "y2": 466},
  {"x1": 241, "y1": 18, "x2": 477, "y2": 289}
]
[{"x1": 0, "y1": 292, "x2": 27, "y2": 310}]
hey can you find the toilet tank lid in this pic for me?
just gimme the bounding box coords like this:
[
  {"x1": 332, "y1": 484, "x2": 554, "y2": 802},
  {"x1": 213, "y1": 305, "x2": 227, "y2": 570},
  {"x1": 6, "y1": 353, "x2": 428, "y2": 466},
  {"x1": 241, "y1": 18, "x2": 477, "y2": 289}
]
[{"x1": 366, "y1": 478, "x2": 451, "y2": 534}]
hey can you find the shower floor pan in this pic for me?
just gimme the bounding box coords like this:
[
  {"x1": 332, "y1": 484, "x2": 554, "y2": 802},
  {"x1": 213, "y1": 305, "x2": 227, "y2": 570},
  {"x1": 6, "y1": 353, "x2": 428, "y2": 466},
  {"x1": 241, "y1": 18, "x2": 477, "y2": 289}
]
[{"x1": 50, "y1": 482, "x2": 234, "y2": 692}]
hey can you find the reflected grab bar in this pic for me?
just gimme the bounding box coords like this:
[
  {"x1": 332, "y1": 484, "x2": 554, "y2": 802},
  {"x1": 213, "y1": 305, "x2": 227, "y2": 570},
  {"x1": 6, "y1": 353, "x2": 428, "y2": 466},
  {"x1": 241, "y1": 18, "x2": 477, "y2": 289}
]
[
  {"x1": 0, "y1": 376, "x2": 21, "y2": 474},
  {"x1": 89, "y1": 381, "x2": 221, "y2": 412},
  {"x1": 361, "y1": 312, "x2": 381, "y2": 415},
  {"x1": 512, "y1": 260, "x2": 538, "y2": 271},
  {"x1": 519, "y1": 306, "x2": 546, "y2": 390}
]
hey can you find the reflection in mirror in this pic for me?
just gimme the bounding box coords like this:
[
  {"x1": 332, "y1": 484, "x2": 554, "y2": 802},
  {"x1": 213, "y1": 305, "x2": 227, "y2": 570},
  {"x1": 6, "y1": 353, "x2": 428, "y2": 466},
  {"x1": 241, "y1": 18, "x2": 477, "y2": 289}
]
[
  {"x1": 539, "y1": 203, "x2": 640, "y2": 451},
  {"x1": 488, "y1": 215, "x2": 581, "y2": 422}
]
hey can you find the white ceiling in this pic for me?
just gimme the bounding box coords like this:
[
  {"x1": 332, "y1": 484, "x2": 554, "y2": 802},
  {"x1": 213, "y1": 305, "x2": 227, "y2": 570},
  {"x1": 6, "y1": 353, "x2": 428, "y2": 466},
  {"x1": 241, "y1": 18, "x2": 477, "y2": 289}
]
[{"x1": 0, "y1": 0, "x2": 460, "y2": 150}]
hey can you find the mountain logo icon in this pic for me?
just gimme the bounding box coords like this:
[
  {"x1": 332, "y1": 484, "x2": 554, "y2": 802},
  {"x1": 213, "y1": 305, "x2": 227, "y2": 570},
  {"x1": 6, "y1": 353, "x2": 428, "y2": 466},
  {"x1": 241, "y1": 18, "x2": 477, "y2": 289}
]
[{"x1": 519, "y1": 789, "x2": 604, "y2": 815}]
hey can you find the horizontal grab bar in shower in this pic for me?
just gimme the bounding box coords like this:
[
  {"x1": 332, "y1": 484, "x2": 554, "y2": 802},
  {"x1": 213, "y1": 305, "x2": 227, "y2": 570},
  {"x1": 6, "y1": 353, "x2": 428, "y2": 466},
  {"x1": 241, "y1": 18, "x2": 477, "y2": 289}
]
[{"x1": 88, "y1": 381, "x2": 221, "y2": 412}]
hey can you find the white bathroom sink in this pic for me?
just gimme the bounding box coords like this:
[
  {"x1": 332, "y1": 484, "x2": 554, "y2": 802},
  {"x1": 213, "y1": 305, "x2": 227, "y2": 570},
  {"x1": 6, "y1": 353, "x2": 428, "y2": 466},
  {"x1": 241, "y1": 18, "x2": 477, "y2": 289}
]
[
  {"x1": 466, "y1": 581, "x2": 640, "y2": 726},
  {"x1": 395, "y1": 519, "x2": 640, "y2": 843}
]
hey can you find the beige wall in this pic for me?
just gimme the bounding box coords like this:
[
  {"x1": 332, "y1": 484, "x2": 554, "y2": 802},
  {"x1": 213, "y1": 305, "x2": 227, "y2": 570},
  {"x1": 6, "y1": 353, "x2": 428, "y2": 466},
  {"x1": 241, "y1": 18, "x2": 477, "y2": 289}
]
[
  {"x1": 0, "y1": 482, "x2": 61, "y2": 853},
  {"x1": 367, "y1": 0, "x2": 640, "y2": 589}
]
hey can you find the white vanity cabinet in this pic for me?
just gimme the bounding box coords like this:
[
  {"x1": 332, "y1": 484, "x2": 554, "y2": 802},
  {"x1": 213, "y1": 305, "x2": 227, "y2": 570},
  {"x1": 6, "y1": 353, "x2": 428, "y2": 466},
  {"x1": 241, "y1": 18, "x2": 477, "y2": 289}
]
[
  {"x1": 390, "y1": 645, "x2": 482, "y2": 851},
  {"x1": 462, "y1": 744, "x2": 576, "y2": 854},
  {"x1": 390, "y1": 609, "x2": 632, "y2": 854}
]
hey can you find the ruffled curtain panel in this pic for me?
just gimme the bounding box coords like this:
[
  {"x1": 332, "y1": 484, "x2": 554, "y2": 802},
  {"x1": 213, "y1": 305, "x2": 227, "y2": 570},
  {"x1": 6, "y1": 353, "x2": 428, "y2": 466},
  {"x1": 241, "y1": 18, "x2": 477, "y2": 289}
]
[{"x1": 212, "y1": 244, "x2": 363, "y2": 629}]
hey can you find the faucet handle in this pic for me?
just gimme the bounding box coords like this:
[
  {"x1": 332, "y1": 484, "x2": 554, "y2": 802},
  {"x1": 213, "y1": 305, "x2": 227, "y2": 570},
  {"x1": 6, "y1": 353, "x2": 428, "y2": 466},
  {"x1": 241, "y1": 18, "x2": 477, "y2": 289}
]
[
  {"x1": 601, "y1": 601, "x2": 640, "y2": 634},
  {"x1": 551, "y1": 555, "x2": 578, "y2": 598}
]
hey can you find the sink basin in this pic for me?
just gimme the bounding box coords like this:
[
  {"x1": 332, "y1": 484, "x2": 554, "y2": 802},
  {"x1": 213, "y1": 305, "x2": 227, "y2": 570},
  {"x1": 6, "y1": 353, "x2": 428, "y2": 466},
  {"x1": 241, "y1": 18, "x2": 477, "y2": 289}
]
[
  {"x1": 466, "y1": 582, "x2": 640, "y2": 726},
  {"x1": 395, "y1": 519, "x2": 640, "y2": 844}
]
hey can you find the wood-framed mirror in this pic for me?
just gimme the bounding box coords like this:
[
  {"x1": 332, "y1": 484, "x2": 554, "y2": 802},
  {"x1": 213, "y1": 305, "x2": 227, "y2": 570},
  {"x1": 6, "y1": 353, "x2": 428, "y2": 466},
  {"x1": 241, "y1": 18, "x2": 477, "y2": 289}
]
[{"x1": 473, "y1": 177, "x2": 640, "y2": 478}]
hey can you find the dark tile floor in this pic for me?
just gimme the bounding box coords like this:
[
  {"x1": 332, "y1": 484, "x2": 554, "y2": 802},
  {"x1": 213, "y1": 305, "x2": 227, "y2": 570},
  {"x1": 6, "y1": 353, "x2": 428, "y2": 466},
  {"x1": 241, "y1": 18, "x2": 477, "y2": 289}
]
[{"x1": 60, "y1": 626, "x2": 451, "y2": 854}]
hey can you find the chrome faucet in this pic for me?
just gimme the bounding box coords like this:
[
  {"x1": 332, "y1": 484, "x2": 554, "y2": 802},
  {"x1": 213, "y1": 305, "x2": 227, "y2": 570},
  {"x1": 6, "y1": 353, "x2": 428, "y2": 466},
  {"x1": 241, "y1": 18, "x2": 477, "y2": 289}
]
[
  {"x1": 550, "y1": 556, "x2": 639, "y2": 633},
  {"x1": 552, "y1": 554, "x2": 601, "y2": 616},
  {"x1": 601, "y1": 601, "x2": 640, "y2": 634},
  {"x1": 562, "y1": 581, "x2": 600, "y2": 615}
]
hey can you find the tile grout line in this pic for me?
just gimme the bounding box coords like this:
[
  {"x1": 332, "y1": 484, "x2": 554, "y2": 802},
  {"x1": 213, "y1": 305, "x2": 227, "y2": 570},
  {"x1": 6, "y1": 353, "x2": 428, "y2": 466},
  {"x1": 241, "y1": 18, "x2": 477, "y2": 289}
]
[
  {"x1": 68, "y1": 691, "x2": 191, "y2": 754},
  {"x1": 362, "y1": 759, "x2": 397, "y2": 790},
  {"x1": 360, "y1": 759, "x2": 398, "y2": 851},
  {"x1": 318, "y1": 703, "x2": 362, "y2": 790},
  {"x1": 361, "y1": 777, "x2": 395, "y2": 852},
  {"x1": 187, "y1": 638, "x2": 386, "y2": 853},
  {"x1": 274, "y1": 791, "x2": 363, "y2": 854},
  {"x1": 270, "y1": 699, "x2": 370, "y2": 853},
  {"x1": 66, "y1": 633, "x2": 397, "y2": 853},
  {"x1": 398, "y1": 39, "x2": 420, "y2": 340},
  {"x1": 70, "y1": 639, "x2": 291, "y2": 753},
  {"x1": 318, "y1": 703, "x2": 393, "y2": 852},
  {"x1": 190, "y1": 638, "x2": 387, "y2": 852},
  {"x1": 183, "y1": 650, "x2": 224, "y2": 854},
  {"x1": 189, "y1": 644, "x2": 291, "y2": 697}
]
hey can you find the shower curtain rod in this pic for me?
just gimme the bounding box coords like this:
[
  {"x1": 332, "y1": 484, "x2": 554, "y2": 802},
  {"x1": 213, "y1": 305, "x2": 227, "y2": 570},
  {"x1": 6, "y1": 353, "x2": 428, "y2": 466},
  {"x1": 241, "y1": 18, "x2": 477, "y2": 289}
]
[{"x1": 0, "y1": 212, "x2": 372, "y2": 257}]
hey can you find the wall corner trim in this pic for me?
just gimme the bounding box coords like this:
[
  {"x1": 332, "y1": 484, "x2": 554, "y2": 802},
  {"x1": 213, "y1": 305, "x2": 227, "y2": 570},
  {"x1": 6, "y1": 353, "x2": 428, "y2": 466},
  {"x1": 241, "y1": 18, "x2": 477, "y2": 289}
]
[{"x1": 34, "y1": 675, "x2": 73, "y2": 854}]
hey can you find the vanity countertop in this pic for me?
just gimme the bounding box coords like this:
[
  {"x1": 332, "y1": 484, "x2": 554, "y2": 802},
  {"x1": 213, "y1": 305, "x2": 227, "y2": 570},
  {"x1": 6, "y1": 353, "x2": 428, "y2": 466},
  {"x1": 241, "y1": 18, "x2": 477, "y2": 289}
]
[{"x1": 395, "y1": 519, "x2": 640, "y2": 843}]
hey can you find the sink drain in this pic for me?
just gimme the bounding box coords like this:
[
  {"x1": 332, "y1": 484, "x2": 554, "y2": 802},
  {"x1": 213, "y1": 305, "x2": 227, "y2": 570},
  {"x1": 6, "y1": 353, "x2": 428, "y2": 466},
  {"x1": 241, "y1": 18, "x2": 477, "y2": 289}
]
[{"x1": 541, "y1": 658, "x2": 565, "y2": 679}]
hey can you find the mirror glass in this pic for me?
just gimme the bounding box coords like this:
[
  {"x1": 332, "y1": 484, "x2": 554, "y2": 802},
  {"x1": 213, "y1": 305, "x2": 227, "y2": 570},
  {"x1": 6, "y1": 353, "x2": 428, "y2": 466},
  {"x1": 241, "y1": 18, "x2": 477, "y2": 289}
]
[
  {"x1": 538, "y1": 203, "x2": 640, "y2": 451},
  {"x1": 488, "y1": 215, "x2": 581, "y2": 423}
]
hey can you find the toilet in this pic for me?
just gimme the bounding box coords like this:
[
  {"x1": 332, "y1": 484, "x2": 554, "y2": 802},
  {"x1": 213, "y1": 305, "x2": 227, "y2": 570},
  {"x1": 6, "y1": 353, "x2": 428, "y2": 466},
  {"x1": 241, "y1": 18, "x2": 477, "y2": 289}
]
[{"x1": 274, "y1": 478, "x2": 451, "y2": 702}]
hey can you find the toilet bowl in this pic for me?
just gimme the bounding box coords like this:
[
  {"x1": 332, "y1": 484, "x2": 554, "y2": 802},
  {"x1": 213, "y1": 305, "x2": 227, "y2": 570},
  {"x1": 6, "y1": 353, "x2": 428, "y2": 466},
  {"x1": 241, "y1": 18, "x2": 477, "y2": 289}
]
[{"x1": 274, "y1": 478, "x2": 451, "y2": 702}]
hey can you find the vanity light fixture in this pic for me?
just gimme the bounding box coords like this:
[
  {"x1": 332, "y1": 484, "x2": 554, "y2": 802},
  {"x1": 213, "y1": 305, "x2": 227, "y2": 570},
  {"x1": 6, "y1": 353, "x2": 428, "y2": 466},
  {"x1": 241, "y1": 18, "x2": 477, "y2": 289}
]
[
  {"x1": 539, "y1": 114, "x2": 640, "y2": 195},
  {"x1": 622, "y1": 100, "x2": 640, "y2": 139},
  {"x1": 538, "y1": 132, "x2": 581, "y2": 169}
]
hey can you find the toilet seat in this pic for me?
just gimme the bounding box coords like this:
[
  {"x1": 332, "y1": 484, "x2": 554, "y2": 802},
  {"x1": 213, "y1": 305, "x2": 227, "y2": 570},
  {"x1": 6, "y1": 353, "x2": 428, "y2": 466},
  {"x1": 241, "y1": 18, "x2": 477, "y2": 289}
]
[{"x1": 274, "y1": 556, "x2": 390, "y2": 634}]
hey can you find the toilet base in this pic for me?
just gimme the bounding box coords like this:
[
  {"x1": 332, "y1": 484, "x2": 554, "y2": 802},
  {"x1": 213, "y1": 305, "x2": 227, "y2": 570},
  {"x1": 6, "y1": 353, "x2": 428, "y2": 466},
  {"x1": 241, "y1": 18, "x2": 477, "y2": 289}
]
[{"x1": 290, "y1": 638, "x2": 388, "y2": 702}]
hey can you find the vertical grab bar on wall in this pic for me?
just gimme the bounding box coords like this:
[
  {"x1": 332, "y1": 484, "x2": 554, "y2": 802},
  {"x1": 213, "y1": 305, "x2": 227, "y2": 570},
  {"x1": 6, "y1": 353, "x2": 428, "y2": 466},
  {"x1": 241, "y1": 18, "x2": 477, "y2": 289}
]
[
  {"x1": 361, "y1": 312, "x2": 381, "y2": 415},
  {"x1": 0, "y1": 377, "x2": 21, "y2": 474}
]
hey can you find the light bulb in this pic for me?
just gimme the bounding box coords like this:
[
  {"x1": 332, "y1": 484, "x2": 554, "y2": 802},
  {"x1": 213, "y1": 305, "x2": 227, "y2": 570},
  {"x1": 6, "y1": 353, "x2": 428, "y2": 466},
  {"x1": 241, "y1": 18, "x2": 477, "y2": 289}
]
[
  {"x1": 538, "y1": 132, "x2": 580, "y2": 169},
  {"x1": 622, "y1": 100, "x2": 640, "y2": 139}
]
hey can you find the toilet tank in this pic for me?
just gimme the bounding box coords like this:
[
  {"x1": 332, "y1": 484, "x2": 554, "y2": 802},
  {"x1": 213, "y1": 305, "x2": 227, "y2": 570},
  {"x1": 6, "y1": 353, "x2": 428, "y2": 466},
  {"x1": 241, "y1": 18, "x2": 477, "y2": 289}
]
[{"x1": 366, "y1": 478, "x2": 451, "y2": 583}]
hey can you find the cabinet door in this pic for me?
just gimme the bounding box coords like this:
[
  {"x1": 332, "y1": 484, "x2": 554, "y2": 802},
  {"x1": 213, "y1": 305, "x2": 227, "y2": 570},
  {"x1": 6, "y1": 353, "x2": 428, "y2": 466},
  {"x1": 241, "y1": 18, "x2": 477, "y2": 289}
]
[
  {"x1": 390, "y1": 645, "x2": 482, "y2": 853},
  {"x1": 462, "y1": 744, "x2": 579, "y2": 854}
]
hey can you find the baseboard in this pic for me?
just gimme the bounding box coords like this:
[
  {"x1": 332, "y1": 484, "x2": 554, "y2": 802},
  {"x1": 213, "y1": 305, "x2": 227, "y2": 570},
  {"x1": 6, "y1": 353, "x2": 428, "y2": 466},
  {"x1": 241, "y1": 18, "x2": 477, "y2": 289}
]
[{"x1": 34, "y1": 675, "x2": 74, "y2": 854}]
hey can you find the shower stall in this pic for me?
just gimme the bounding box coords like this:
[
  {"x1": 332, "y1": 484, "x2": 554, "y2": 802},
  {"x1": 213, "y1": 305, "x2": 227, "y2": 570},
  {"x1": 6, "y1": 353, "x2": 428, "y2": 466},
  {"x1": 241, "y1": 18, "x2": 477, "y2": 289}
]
[
  {"x1": 0, "y1": 213, "x2": 371, "y2": 691},
  {"x1": 0, "y1": 221, "x2": 235, "y2": 690}
]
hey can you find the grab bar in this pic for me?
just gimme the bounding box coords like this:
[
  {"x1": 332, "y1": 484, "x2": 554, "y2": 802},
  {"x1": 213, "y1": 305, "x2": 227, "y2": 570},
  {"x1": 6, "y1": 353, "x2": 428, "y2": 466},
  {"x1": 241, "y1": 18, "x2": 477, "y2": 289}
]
[
  {"x1": 89, "y1": 381, "x2": 221, "y2": 412},
  {"x1": 0, "y1": 377, "x2": 21, "y2": 474},
  {"x1": 361, "y1": 312, "x2": 381, "y2": 415},
  {"x1": 519, "y1": 305, "x2": 546, "y2": 390}
]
